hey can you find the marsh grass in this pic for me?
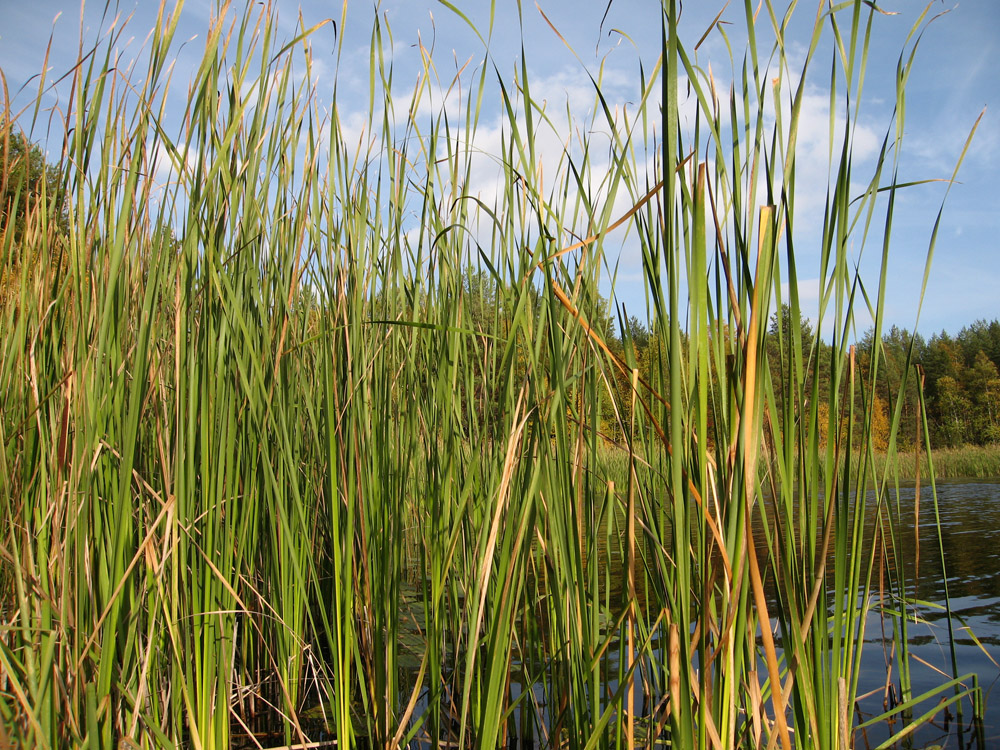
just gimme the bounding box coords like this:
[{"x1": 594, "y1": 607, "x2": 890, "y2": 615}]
[
  {"x1": 0, "y1": 0, "x2": 986, "y2": 748},
  {"x1": 863, "y1": 444, "x2": 1000, "y2": 481},
  {"x1": 594, "y1": 441, "x2": 1000, "y2": 487}
]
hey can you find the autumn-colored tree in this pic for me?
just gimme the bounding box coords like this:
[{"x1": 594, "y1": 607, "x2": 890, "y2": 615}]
[{"x1": 869, "y1": 394, "x2": 891, "y2": 452}]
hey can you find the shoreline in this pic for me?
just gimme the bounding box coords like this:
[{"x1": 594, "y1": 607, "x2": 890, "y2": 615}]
[{"x1": 862, "y1": 443, "x2": 1000, "y2": 481}]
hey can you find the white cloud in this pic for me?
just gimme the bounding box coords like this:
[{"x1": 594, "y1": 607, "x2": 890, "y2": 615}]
[{"x1": 151, "y1": 139, "x2": 197, "y2": 187}]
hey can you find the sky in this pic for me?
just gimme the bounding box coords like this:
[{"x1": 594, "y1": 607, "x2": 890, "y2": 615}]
[{"x1": 1, "y1": 0, "x2": 997, "y2": 340}]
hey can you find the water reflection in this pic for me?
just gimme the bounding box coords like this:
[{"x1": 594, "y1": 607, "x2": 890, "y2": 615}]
[
  {"x1": 850, "y1": 480, "x2": 1000, "y2": 748},
  {"x1": 889, "y1": 480, "x2": 1000, "y2": 606}
]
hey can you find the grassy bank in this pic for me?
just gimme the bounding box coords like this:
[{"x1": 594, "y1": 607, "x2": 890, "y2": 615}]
[
  {"x1": 599, "y1": 442, "x2": 1000, "y2": 488},
  {"x1": 867, "y1": 444, "x2": 1000, "y2": 481},
  {"x1": 0, "y1": 1, "x2": 985, "y2": 748}
]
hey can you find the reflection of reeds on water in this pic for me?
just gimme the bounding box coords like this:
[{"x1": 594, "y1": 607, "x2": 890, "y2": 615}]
[{"x1": 0, "y1": 0, "x2": 986, "y2": 747}]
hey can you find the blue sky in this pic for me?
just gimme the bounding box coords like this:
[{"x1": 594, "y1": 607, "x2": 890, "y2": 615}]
[{"x1": 1, "y1": 0, "x2": 996, "y2": 340}]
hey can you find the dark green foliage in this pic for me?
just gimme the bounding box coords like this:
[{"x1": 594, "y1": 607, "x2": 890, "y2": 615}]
[
  {"x1": 0, "y1": 127, "x2": 67, "y2": 243},
  {"x1": 1, "y1": 126, "x2": 69, "y2": 298}
]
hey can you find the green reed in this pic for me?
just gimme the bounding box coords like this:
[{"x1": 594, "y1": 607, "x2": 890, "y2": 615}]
[{"x1": 0, "y1": 0, "x2": 984, "y2": 748}]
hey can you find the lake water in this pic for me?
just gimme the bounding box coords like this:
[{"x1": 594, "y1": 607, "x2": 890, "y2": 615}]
[{"x1": 850, "y1": 479, "x2": 1000, "y2": 749}]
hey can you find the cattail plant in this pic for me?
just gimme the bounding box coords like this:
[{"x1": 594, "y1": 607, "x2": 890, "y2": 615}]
[{"x1": 0, "y1": 0, "x2": 983, "y2": 748}]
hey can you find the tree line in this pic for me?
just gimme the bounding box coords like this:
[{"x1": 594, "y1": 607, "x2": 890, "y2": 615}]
[
  {"x1": 606, "y1": 306, "x2": 1000, "y2": 451},
  {"x1": 862, "y1": 320, "x2": 1000, "y2": 448}
]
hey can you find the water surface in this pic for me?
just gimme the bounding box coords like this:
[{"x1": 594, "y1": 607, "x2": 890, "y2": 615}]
[{"x1": 851, "y1": 479, "x2": 1000, "y2": 748}]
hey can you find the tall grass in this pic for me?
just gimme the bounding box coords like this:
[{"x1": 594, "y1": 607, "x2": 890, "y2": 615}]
[
  {"x1": 0, "y1": 0, "x2": 984, "y2": 748},
  {"x1": 850, "y1": 444, "x2": 1000, "y2": 480}
]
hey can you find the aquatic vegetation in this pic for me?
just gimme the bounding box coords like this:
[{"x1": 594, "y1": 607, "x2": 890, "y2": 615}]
[{"x1": 0, "y1": 0, "x2": 985, "y2": 747}]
